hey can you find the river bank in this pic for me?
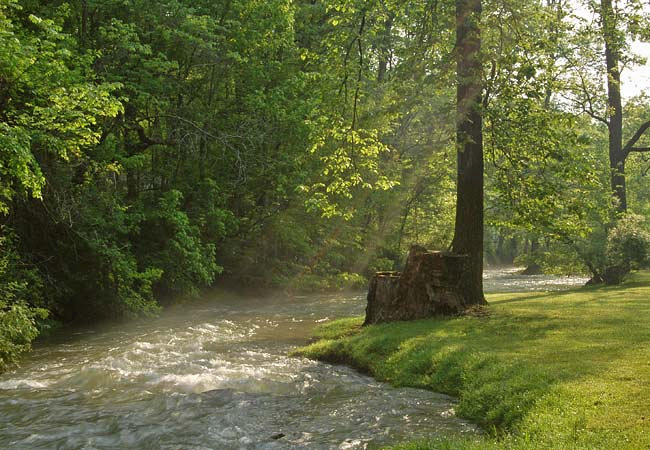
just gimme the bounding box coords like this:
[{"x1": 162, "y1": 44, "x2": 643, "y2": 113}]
[{"x1": 294, "y1": 271, "x2": 650, "y2": 449}]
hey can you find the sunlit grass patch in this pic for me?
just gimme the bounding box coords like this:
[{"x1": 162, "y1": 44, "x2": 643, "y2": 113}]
[
  {"x1": 310, "y1": 316, "x2": 364, "y2": 341},
  {"x1": 294, "y1": 271, "x2": 650, "y2": 449}
]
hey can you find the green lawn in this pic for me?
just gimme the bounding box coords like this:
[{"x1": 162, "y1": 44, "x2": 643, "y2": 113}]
[{"x1": 293, "y1": 271, "x2": 650, "y2": 449}]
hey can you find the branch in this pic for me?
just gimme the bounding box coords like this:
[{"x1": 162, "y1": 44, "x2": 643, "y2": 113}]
[
  {"x1": 158, "y1": 114, "x2": 222, "y2": 141},
  {"x1": 623, "y1": 120, "x2": 650, "y2": 157},
  {"x1": 563, "y1": 51, "x2": 609, "y2": 125},
  {"x1": 576, "y1": 73, "x2": 609, "y2": 125},
  {"x1": 630, "y1": 147, "x2": 650, "y2": 153},
  {"x1": 134, "y1": 124, "x2": 173, "y2": 150},
  {"x1": 483, "y1": 60, "x2": 497, "y2": 109},
  {"x1": 351, "y1": 12, "x2": 366, "y2": 131}
]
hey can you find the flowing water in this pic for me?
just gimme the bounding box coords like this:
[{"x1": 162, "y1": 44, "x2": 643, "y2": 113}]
[
  {"x1": 483, "y1": 267, "x2": 589, "y2": 293},
  {"x1": 0, "y1": 269, "x2": 587, "y2": 449}
]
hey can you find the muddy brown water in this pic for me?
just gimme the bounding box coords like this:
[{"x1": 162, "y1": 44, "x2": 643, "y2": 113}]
[{"x1": 0, "y1": 269, "x2": 587, "y2": 449}]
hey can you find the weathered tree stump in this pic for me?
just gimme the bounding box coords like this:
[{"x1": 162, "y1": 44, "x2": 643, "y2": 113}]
[
  {"x1": 365, "y1": 272, "x2": 402, "y2": 324},
  {"x1": 364, "y1": 245, "x2": 468, "y2": 325}
]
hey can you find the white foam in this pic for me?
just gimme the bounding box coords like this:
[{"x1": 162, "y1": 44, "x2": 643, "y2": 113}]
[
  {"x1": 152, "y1": 373, "x2": 224, "y2": 393},
  {"x1": 0, "y1": 379, "x2": 49, "y2": 390}
]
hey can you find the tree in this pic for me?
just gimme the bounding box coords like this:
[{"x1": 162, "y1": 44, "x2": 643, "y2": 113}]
[
  {"x1": 572, "y1": 0, "x2": 650, "y2": 214},
  {"x1": 563, "y1": 0, "x2": 650, "y2": 282},
  {"x1": 600, "y1": 0, "x2": 650, "y2": 213},
  {"x1": 480, "y1": 0, "x2": 612, "y2": 280},
  {"x1": 452, "y1": 0, "x2": 486, "y2": 306}
]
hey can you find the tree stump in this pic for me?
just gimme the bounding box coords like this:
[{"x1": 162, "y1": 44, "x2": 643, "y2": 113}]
[
  {"x1": 365, "y1": 272, "x2": 402, "y2": 324},
  {"x1": 364, "y1": 246, "x2": 468, "y2": 325}
]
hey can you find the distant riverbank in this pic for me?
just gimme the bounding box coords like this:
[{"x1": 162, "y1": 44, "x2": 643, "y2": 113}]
[{"x1": 295, "y1": 271, "x2": 650, "y2": 449}]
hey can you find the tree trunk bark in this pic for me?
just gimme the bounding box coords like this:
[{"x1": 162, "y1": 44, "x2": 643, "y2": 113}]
[
  {"x1": 80, "y1": 0, "x2": 88, "y2": 47},
  {"x1": 610, "y1": 154, "x2": 627, "y2": 213},
  {"x1": 522, "y1": 238, "x2": 543, "y2": 275},
  {"x1": 377, "y1": 14, "x2": 394, "y2": 82},
  {"x1": 598, "y1": 0, "x2": 631, "y2": 285},
  {"x1": 451, "y1": 0, "x2": 486, "y2": 306},
  {"x1": 601, "y1": 0, "x2": 627, "y2": 213}
]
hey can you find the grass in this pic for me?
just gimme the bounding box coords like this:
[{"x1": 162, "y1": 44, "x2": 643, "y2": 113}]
[{"x1": 292, "y1": 271, "x2": 650, "y2": 449}]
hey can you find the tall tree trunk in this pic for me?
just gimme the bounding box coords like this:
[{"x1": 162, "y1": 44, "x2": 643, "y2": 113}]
[
  {"x1": 522, "y1": 237, "x2": 543, "y2": 275},
  {"x1": 79, "y1": 0, "x2": 88, "y2": 47},
  {"x1": 601, "y1": 0, "x2": 626, "y2": 213},
  {"x1": 377, "y1": 14, "x2": 394, "y2": 82},
  {"x1": 451, "y1": 0, "x2": 486, "y2": 306}
]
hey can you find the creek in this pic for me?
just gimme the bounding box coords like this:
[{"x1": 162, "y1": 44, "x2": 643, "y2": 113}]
[{"x1": 0, "y1": 268, "x2": 587, "y2": 449}]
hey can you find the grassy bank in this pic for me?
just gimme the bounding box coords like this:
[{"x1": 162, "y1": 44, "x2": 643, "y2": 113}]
[{"x1": 293, "y1": 271, "x2": 650, "y2": 449}]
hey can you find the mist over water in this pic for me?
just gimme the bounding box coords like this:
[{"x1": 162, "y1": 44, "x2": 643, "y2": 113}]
[{"x1": 0, "y1": 269, "x2": 586, "y2": 449}]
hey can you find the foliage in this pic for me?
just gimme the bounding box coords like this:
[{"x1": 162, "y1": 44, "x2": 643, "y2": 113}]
[
  {"x1": 0, "y1": 302, "x2": 46, "y2": 373},
  {"x1": 607, "y1": 213, "x2": 650, "y2": 269},
  {"x1": 137, "y1": 190, "x2": 220, "y2": 299},
  {"x1": 0, "y1": 0, "x2": 121, "y2": 213},
  {"x1": 0, "y1": 230, "x2": 48, "y2": 371}
]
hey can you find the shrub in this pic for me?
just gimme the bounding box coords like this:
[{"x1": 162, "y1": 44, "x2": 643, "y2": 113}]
[
  {"x1": 0, "y1": 230, "x2": 48, "y2": 372},
  {"x1": 0, "y1": 302, "x2": 48, "y2": 372},
  {"x1": 607, "y1": 213, "x2": 650, "y2": 270}
]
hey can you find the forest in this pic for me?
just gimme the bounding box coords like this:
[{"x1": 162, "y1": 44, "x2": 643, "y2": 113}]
[{"x1": 1, "y1": 0, "x2": 650, "y2": 371}]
